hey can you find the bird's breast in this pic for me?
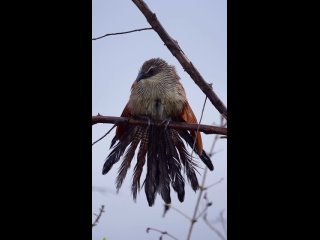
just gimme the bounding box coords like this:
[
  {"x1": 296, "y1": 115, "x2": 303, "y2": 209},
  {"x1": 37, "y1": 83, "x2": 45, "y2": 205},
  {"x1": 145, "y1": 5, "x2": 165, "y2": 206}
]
[{"x1": 129, "y1": 80, "x2": 185, "y2": 121}]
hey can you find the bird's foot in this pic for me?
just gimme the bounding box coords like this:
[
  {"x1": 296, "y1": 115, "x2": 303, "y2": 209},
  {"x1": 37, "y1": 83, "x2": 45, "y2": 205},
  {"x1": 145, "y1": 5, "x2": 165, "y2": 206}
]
[
  {"x1": 160, "y1": 118, "x2": 172, "y2": 130},
  {"x1": 135, "y1": 115, "x2": 152, "y2": 128}
]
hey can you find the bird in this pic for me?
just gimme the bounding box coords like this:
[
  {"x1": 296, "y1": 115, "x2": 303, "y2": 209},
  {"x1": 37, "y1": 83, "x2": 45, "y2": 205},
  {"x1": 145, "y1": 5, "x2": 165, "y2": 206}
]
[{"x1": 103, "y1": 58, "x2": 213, "y2": 206}]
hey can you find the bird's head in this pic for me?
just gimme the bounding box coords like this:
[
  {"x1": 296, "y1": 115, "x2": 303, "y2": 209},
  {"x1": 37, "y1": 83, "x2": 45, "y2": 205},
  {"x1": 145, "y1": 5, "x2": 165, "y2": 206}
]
[{"x1": 135, "y1": 58, "x2": 178, "y2": 83}]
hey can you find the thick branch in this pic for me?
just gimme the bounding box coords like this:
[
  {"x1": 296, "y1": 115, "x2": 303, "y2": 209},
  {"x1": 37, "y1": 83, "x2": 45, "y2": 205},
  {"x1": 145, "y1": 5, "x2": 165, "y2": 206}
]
[
  {"x1": 132, "y1": 0, "x2": 227, "y2": 119},
  {"x1": 92, "y1": 115, "x2": 227, "y2": 136}
]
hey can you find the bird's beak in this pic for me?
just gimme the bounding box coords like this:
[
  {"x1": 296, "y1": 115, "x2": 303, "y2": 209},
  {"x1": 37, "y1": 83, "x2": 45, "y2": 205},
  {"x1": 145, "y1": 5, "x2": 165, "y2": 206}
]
[{"x1": 136, "y1": 72, "x2": 145, "y2": 82}]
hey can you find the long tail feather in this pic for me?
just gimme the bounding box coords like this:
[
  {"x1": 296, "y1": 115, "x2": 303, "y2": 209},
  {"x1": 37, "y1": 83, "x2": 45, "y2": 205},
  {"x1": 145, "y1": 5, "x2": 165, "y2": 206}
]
[
  {"x1": 144, "y1": 126, "x2": 159, "y2": 206},
  {"x1": 116, "y1": 127, "x2": 143, "y2": 191},
  {"x1": 157, "y1": 128, "x2": 171, "y2": 204},
  {"x1": 171, "y1": 130, "x2": 199, "y2": 191},
  {"x1": 103, "y1": 120, "x2": 214, "y2": 206},
  {"x1": 165, "y1": 129, "x2": 185, "y2": 202},
  {"x1": 178, "y1": 130, "x2": 214, "y2": 171},
  {"x1": 102, "y1": 125, "x2": 137, "y2": 174},
  {"x1": 131, "y1": 129, "x2": 148, "y2": 200}
]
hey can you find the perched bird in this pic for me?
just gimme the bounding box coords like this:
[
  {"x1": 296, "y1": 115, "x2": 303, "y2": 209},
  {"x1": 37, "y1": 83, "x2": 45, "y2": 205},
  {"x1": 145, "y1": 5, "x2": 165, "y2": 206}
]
[{"x1": 103, "y1": 58, "x2": 213, "y2": 206}]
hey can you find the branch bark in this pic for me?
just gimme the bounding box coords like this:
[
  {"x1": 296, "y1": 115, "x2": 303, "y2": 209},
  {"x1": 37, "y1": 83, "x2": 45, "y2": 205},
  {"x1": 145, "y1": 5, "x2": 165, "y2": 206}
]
[
  {"x1": 132, "y1": 0, "x2": 227, "y2": 119},
  {"x1": 92, "y1": 115, "x2": 227, "y2": 136}
]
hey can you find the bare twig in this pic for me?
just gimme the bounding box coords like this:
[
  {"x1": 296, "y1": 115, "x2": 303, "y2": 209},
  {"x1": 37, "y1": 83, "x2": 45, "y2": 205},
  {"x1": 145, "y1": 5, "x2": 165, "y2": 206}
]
[
  {"x1": 146, "y1": 227, "x2": 179, "y2": 240},
  {"x1": 92, "y1": 27, "x2": 153, "y2": 40},
  {"x1": 186, "y1": 117, "x2": 224, "y2": 240},
  {"x1": 186, "y1": 167, "x2": 208, "y2": 240},
  {"x1": 203, "y1": 213, "x2": 226, "y2": 240},
  {"x1": 220, "y1": 209, "x2": 227, "y2": 235},
  {"x1": 92, "y1": 205, "x2": 105, "y2": 227},
  {"x1": 196, "y1": 201, "x2": 213, "y2": 220},
  {"x1": 92, "y1": 125, "x2": 116, "y2": 146},
  {"x1": 92, "y1": 186, "x2": 117, "y2": 195},
  {"x1": 204, "y1": 177, "x2": 224, "y2": 190},
  {"x1": 163, "y1": 204, "x2": 192, "y2": 221},
  {"x1": 92, "y1": 115, "x2": 227, "y2": 136},
  {"x1": 132, "y1": 0, "x2": 227, "y2": 119},
  {"x1": 190, "y1": 96, "x2": 207, "y2": 161}
]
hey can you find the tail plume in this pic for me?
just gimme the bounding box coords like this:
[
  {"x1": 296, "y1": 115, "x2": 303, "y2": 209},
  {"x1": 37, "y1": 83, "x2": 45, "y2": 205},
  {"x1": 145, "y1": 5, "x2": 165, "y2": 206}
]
[{"x1": 103, "y1": 124, "x2": 214, "y2": 206}]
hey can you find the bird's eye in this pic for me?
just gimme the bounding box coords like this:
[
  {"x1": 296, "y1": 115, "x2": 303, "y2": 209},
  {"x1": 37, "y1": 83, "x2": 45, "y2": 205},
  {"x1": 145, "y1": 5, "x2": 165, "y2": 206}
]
[{"x1": 147, "y1": 67, "x2": 155, "y2": 76}]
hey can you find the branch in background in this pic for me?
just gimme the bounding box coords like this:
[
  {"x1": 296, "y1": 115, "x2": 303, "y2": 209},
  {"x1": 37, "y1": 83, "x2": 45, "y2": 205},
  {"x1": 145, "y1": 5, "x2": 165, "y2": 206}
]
[
  {"x1": 163, "y1": 204, "x2": 192, "y2": 221},
  {"x1": 146, "y1": 227, "x2": 179, "y2": 240},
  {"x1": 132, "y1": 0, "x2": 227, "y2": 119},
  {"x1": 186, "y1": 116, "x2": 224, "y2": 240},
  {"x1": 92, "y1": 27, "x2": 153, "y2": 40},
  {"x1": 220, "y1": 210, "x2": 227, "y2": 235},
  {"x1": 92, "y1": 186, "x2": 117, "y2": 195},
  {"x1": 92, "y1": 205, "x2": 105, "y2": 228},
  {"x1": 202, "y1": 189, "x2": 227, "y2": 239},
  {"x1": 92, "y1": 115, "x2": 227, "y2": 136},
  {"x1": 203, "y1": 211, "x2": 226, "y2": 240},
  {"x1": 204, "y1": 177, "x2": 224, "y2": 190},
  {"x1": 186, "y1": 167, "x2": 208, "y2": 240}
]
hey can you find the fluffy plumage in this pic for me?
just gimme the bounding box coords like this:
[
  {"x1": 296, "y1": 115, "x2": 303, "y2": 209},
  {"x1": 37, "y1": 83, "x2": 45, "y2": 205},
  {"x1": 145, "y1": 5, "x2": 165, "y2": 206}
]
[{"x1": 102, "y1": 58, "x2": 214, "y2": 206}]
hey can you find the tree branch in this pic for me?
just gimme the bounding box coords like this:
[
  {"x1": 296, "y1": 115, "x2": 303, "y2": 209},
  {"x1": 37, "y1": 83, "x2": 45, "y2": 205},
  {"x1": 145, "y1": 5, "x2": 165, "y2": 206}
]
[
  {"x1": 146, "y1": 227, "x2": 179, "y2": 240},
  {"x1": 132, "y1": 0, "x2": 227, "y2": 119},
  {"x1": 92, "y1": 115, "x2": 227, "y2": 136},
  {"x1": 92, "y1": 205, "x2": 105, "y2": 228},
  {"x1": 186, "y1": 117, "x2": 224, "y2": 240},
  {"x1": 92, "y1": 27, "x2": 153, "y2": 40},
  {"x1": 203, "y1": 213, "x2": 226, "y2": 240}
]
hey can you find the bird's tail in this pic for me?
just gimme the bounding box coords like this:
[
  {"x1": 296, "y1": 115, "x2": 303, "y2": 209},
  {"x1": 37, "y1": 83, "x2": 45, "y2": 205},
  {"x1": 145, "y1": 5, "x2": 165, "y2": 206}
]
[{"x1": 102, "y1": 124, "x2": 214, "y2": 206}]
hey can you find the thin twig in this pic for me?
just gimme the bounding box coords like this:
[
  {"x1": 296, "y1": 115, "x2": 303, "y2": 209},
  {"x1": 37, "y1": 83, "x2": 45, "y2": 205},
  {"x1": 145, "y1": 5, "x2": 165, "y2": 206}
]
[
  {"x1": 163, "y1": 204, "x2": 192, "y2": 221},
  {"x1": 190, "y1": 96, "x2": 207, "y2": 162},
  {"x1": 204, "y1": 177, "x2": 224, "y2": 190},
  {"x1": 92, "y1": 115, "x2": 227, "y2": 136},
  {"x1": 92, "y1": 125, "x2": 116, "y2": 146},
  {"x1": 196, "y1": 201, "x2": 212, "y2": 220},
  {"x1": 186, "y1": 117, "x2": 223, "y2": 240},
  {"x1": 92, "y1": 186, "x2": 117, "y2": 195},
  {"x1": 186, "y1": 167, "x2": 208, "y2": 240},
  {"x1": 146, "y1": 227, "x2": 179, "y2": 240},
  {"x1": 203, "y1": 213, "x2": 226, "y2": 240},
  {"x1": 220, "y1": 209, "x2": 227, "y2": 235},
  {"x1": 92, "y1": 27, "x2": 153, "y2": 40},
  {"x1": 131, "y1": 0, "x2": 227, "y2": 119},
  {"x1": 92, "y1": 205, "x2": 105, "y2": 227}
]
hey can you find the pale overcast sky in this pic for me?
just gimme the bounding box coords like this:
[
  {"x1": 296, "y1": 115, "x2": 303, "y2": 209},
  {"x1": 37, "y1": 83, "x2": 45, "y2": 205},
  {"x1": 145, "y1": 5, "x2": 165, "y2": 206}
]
[{"x1": 92, "y1": 1, "x2": 227, "y2": 239}]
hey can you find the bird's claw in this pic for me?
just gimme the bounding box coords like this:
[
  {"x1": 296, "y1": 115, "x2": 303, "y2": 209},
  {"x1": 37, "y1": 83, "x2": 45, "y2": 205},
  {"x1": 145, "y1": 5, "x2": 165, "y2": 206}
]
[
  {"x1": 136, "y1": 115, "x2": 152, "y2": 129},
  {"x1": 161, "y1": 118, "x2": 172, "y2": 130}
]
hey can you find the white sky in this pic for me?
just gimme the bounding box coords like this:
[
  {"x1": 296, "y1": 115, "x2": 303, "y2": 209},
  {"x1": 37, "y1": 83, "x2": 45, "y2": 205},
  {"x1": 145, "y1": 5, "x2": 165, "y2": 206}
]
[{"x1": 92, "y1": 1, "x2": 227, "y2": 239}]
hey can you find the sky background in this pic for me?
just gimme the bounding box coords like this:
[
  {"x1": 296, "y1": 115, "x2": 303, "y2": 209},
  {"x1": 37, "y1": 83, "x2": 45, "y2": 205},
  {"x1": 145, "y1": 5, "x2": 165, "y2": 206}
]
[{"x1": 92, "y1": 1, "x2": 227, "y2": 239}]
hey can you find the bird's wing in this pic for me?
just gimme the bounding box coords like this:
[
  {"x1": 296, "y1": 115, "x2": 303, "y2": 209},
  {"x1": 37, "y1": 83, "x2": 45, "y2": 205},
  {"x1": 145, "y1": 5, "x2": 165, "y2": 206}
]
[
  {"x1": 180, "y1": 101, "x2": 203, "y2": 155},
  {"x1": 115, "y1": 102, "x2": 132, "y2": 140}
]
